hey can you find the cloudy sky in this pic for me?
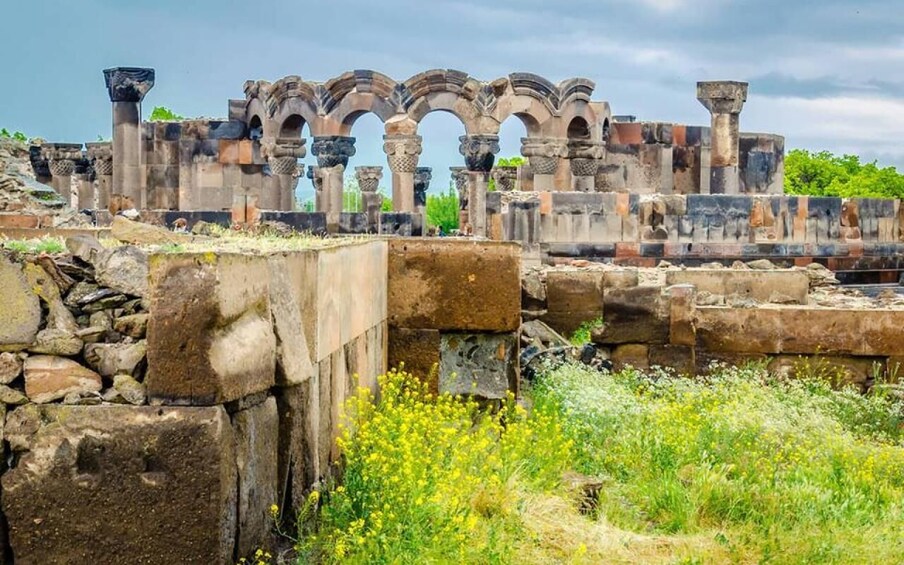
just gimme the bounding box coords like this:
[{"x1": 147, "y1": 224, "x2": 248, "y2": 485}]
[{"x1": 2, "y1": 0, "x2": 903, "y2": 194}]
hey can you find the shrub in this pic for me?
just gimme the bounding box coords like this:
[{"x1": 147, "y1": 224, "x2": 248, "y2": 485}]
[
  {"x1": 148, "y1": 106, "x2": 185, "y2": 121},
  {"x1": 569, "y1": 317, "x2": 603, "y2": 346},
  {"x1": 785, "y1": 149, "x2": 904, "y2": 199},
  {"x1": 425, "y1": 187, "x2": 459, "y2": 233},
  {"x1": 0, "y1": 128, "x2": 27, "y2": 143}
]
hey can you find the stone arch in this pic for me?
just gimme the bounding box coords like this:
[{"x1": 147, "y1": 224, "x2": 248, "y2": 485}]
[
  {"x1": 279, "y1": 114, "x2": 306, "y2": 138},
  {"x1": 567, "y1": 116, "x2": 592, "y2": 140},
  {"x1": 402, "y1": 69, "x2": 486, "y2": 134}
]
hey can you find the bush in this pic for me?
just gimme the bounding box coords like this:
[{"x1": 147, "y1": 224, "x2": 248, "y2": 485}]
[
  {"x1": 569, "y1": 317, "x2": 603, "y2": 346},
  {"x1": 784, "y1": 149, "x2": 904, "y2": 199},
  {"x1": 425, "y1": 187, "x2": 459, "y2": 233},
  {"x1": 148, "y1": 106, "x2": 185, "y2": 121},
  {"x1": 0, "y1": 128, "x2": 27, "y2": 143}
]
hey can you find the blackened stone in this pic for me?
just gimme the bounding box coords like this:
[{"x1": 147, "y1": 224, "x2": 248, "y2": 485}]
[
  {"x1": 208, "y1": 121, "x2": 247, "y2": 140},
  {"x1": 258, "y1": 212, "x2": 327, "y2": 236}
]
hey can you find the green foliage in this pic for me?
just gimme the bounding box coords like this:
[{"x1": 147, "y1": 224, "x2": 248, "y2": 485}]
[
  {"x1": 425, "y1": 187, "x2": 459, "y2": 233},
  {"x1": 532, "y1": 362, "x2": 904, "y2": 563},
  {"x1": 784, "y1": 149, "x2": 904, "y2": 199},
  {"x1": 0, "y1": 128, "x2": 27, "y2": 143},
  {"x1": 1, "y1": 238, "x2": 66, "y2": 254},
  {"x1": 148, "y1": 106, "x2": 185, "y2": 122},
  {"x1": 569, "y1": 317, "x2": 603, "y2": 346},
  {"x1": 488, "y1": 156, "x2": 525, "y2": 191}
]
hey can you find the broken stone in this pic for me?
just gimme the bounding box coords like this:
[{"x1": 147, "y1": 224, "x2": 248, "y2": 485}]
[
  {"x1": 0, "y1": 352, "x2": 24, "y2": 384},
  {"x1": 80, "y1": 293, "x2": 130, "y2": 313},
  {"x1": 75, "y1": 326, "x2": 106, "y2": 344},
  {"x1": 35, "y1": 255, "x2": 74, "y2": 293},
  {"x1": 94, "y1": 245, "x2": 149, "y2": 297},
  {"x1": 111, "y1": 215, "x2": 194, "y2": 246},
  {"x1": 746, "y1": 259, "x2": 776, "y2": 270},
  {"x1": 23, "y1": 262, "x2": 78, "y2": 334},
  {"x1": 83, "y1": 341, "x2": 147, "y2": 378},
  {"x1": 0, "y1": 385, "x2": 28, "y2": 405},
  {"x1": 23, "y1": 355, "x2": 103, "y2": 403},
  {"x1": 64, "y1": 234, "x2": 104, "y2": 263},
  {"x1": 267, "y1": 257, "x2": 314, "y2": 386},
  {"x1": 101, "y1": 387, "x2": 128, "y2": 404},
  {"x1": 112, "y1": 374, "x2": 146, "y2": 405},
  {"x1": 439, "y1": 332, "x2": 518, "y2": 399},
  {"x1": 28, "y1": 328, "x2": 83, "y2": 356},
  {"x1": 64, "y1": 281, "x2": 101, "y2": 307},
  {"x1": 730, "y1": 260, "x2": 750, "y2": 270},
  {"x1": 62, "y1": 391, "x2": 102, "y2": 406},
  {"x1": 113, "y1": 313, "x2": 149, "y2": 339},
  {"x1": 0, "y1": 256, "x2": 42, "y2": 351}
]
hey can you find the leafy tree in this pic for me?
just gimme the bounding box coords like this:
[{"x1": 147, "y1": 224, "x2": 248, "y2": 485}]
[
  {"x1": 487, "y1": 156, "x2": 525, "y2": 191},
  {"x1": 0, "y1": 128, "x2": 27, "y2": 143},
  {"x1": 425, "y1": 186, "x2": 459, "y2": 233},
  {"x1": 148, "y1": 106, "x2": 185, "y2": 121},
  {"x1": 784, "y1": 149, "x2": 904, "y2": 199}
]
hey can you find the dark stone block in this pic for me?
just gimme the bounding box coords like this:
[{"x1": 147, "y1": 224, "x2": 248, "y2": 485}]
[
  {"x1": 208, "y1": 121, "x2": 247, "y2": 140},
  {"x1": 485, "y1": 192, "x2": 502, "y2": 215},
  {"x1": 686, "y1": 194, "x2": 752, "y2": 218},
  {"x1": 544, "y1": 243, "x2": 616, "y2": 258},
  {"x1": 640, "y1": 243, "x2": 664, "y2": 257},
  {"x1": 551, "y1": 192, "x2": 607, "y2": 214},
  {"x1": 853, "y1": 198, "x2": 895, "y2": 218},
  {"x1": 162, "y1": 211, "x2": 232, "y2": 229},
  {"x1": 337, "y1": 213, "x2": 371, "y2": 234},
  {"x1": 607, "y1": 143, "x2": 640, "y2": 156},
  {"x1": 163, "y1": 123, "x2": 182, "y2": 141},
  {"x1": 807, "y1": 197, "x2": 842, "y2": 219},
  {"x1": 684, "y1": 126, "x2": 710, "y2": 147},
  {"x1": 259, "y1": 212, "x2": 328, "y2": 235},
  {"x1": 379, "y1": 212, "x2": 423, "y2": 237}
]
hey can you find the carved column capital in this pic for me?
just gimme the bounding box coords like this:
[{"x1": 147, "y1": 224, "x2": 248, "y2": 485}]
[
  {"x1": 413, "y1": 167, "x2": 432, "y2": 206},
  {"x1": 383, "y1": 134, "x2": 423, "y2": 173},
  {"x1": 355, "y1": 166, "x2": 384, "y2": 193},
  {"x1": 567, "y1": 139, "x2": 605, "y2": 177},
  {"x1": 306, "y1": 165, "x2": 324, "y2": 192},
  {"x1": 491, "y1": 166, "x2": 517, "y2": 192},
  {"x1": 103, "y1": 67, "x2": 156, "y2": 103},
  {"x1": 696, "y1": 81, "x2": 748, "y2": 115},
  {"x1": 459, "y1": 134, "x2": 500, "y2": 172},
  {"x1": 521, "y1": 137, "x2": 566, "y2": 175},
  {"x1": 42, "y1": 143, "x2": 83, "y2": 176},
  {"x1": 86, "y1": 142, "x2": 113, "y2": 176},
  {"x1": 311, "y1": 135, "x2": 355, "y2": 168}
]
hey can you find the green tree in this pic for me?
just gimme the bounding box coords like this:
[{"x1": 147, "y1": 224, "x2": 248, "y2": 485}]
[
  {"x1": 148, "y1": 106, "x2": 185, "y2": 121},
  {"x1": 784, "y1": 149, "x2": 904, "y2": 198},
  {"x1": 425, "y1": 186, "x2": 459, "y2": 233}
]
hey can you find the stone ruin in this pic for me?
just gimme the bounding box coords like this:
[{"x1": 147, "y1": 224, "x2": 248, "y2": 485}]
[{"x1": 0, "y1": 65, "x2": 903, "y2": 562}]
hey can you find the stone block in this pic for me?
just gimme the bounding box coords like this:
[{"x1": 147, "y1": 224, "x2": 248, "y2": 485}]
[
  {"x1": 276, "y1": 377, "x2": 319, "y2": 513},
  {"x1": 387, "y1": 239, "x2": 521, "y2": 332},
  {"x1": 439, "y1": 332, "x2": 518, "y2": 399},
  {"x1": 3, "y1": 405, "x2": 237, "y2": 563},
  {"x1": 218, "y1": 140, "x2": 240, "y2": 165},
  {"x1": 611, "y1": 343, "x2": 649, "y2": 371},
  {"x1": 767, "y1": 355, "x2": 882, "y2": 389},
  {"x1": 649, "y1": 344, "x2": 695, "y2": 374},
  {"x1": 388, "y1": 328, "x2": 440, "y2": 393},
  {"x1": 0, "y1": 255, "x2": 41, "y2": 351},
  {"x1": 146, "y1": 253, "x2": 276, "y2": 405},
  {"x1": 666, "y1": 284, "x2": 696, "y2": 346},
  {"x1": 268, "y1": 255, "x2": 315, "y2": 386},
  {"x1": 208, "y1": 120, "x2": 246, "y2": 140},
  {"x1": 232, "y1": 397, "x2": 278, "y2": 559},
  {"x1": 664, "y1": 269, "x2": 809, "y2": 304},
  {"x1": 541, "y1": 270, "x2": 604, "y2": 335},
  {"x1": 695, "y1": 306, "x2": 783, "y2": 354},
  {"x1": 594, "y1": 286, "x2": 669, "y2": 344}
]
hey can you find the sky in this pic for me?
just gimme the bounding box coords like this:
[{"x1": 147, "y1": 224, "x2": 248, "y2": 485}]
[{"x1": 2, "y1": 0, "x2": 903, "y2": 197}]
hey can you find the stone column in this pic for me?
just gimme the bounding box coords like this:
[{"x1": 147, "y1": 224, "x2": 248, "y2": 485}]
[
  {"x1": 383, "y1": 134, "x2": 422, "y2": 212},
  {"x1": 28, "y1": 146, "x2": 52, "y2": 186},
  {"x1": 306, "y1": 166, "x2": 323, "y2": 212},
  {"x1": 491, "y1": 166, "x2": 517, "y2": 192},
  {"x1": 450, "y1": 166, "x2": 469, "y2": 232},
  {"x1": 262, "y1": 138, "x2": 306, "y2": 211},
  {"x1": 521, "y1": 137, "x2": 566, "y2": 192},
  {"x1": 42, "y1": 143, "x2": 83, "y2": 206},
  {"x1": 413, "y1": 167, "x2": 432, "y2": 217},
  {"x1": 567, "y1": 139, "x2": 605, "y2": 192},
  {"x1": 311, "y1": 136, "x2": 356, "y2": 228},
  {"x1": 355, "y1": 166, "x2": 384, "y2": 229},
  {"x1": 697, "y1": 81, "x2": 748, "y2": 194},
  {"x1": 74, "y1": 156, "x2": 95, "y2": 210},
  {"x1": 459, "y1": 134, "x2": 500, "y2": 238},
  {"x1": 86, "y1": 142, "x2": 113, "y2": 210},
  {"x1": 104, "y1": 67, "x2": 155, "y2": 209}
]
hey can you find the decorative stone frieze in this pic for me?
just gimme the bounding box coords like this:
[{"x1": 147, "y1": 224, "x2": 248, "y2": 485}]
[
  {"x1": 103, "y1": 67, "x2": 156, "y2": 103},
  {"x1": 355, "y1": 166, "x2": 384, "y2": 193},
  {"x1": 311, "y1": 136, "x2": 355, "y2": 169},
  {"x1": 521, "y1": 137, "x2": 567, "y2": 176},
  {"x1": 459, "y1": 135, "x2": 500, "y2": 172},
  {"x1": 383, "y1": 134, "x2": 422, "y2": 173}
]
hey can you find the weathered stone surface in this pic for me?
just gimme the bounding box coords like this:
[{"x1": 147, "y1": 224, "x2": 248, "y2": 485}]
[
  {"x1": 146, "y1": 253, "x2": 276, "y2": 405},
  {"x1": 232, "y1": 397, "x2": 279, "y2": 559},
  {"x1": 666, "y1": 284, "x2": 697, "y2": 346},
  {"x1": 110, "y1": 215, "x2": 194, "y2": 246},
  {"x1": 112, "y1": 374, "x2": 146, "y2": 405},
  {"x1": 388, "y1": 239, "x2": 521, "y2": 332},
  {"x1": 0, "y1": 352, "x2": 23, "y2": 384},
  {"x1": 0, "y1": 384, "x2": 28, "y2": 405},
  {"x1": 594, "y1": 286, "x2": 669, "y2": 344},
  {"x1": 94, "y1": 245, "x2": 149, "y2": 297},
  {"x1": 84, "y1": 341, "x2": 147, "y2": 378},
  {"x1": 0, "y1": 256, "x2": 41, "y2": 351},
  {"x1": 65, "y1": 234, "x2": 104, "y2": 263},
  {"x1": 767, "y1": 355, "x2": 881, "y2": 389},
  {"x1": 649, "y1": 344, "x2": 695, "y2": 374},
  {"x1": 665, "y1": 269, "x2": 809, "y2": 305},
  {"x1": 439, "y1": 332, "x2": 518, "y2": 399},
  {"x1": 388, "y1": 328, "x2": 440, "y2": 393},
  {"x1": 28, "y1": 328, "x2": 83, "y2": 356},
  {"x1": 542, "y1": 270, "x2": 604, "y2": 335},
  {"x1": 277, "y1": 378, "x2": 319, "y2": 513},
  {"x1": 23, "y1": 355, "x2": 103, "y2": 404},
  {"x1": 64, "y1": 281, "x2": 101, "y2": 307},
  {"x1": 2, "y1": 405, "x2": 237, "y2": 563},
  {"x1": 268, "y1": 255, "x2": 314, "y2": 386},
  {"x1": 113, "y1": 313, "x2": 149, "y2": 339},
  {"x1": 611, "y1": 343, "x2": 650, "y2": 371}
]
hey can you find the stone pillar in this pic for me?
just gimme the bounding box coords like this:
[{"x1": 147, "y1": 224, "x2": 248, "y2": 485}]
[
  {"x1": 355, "y1": 166, "x2": 384, "y2": 229},
  {"x1": 74, "y1": 156, "x2": 95, "y2": 210},
  {"x1": 383, "y1": 134, "x2": 422, "y2": 212},
  {"x1": 491, "y1": 166, "x2": 517, "y2": 192},
  {"x1": 697, "y1": 81, "x2": 748, "y2": 194},
  {"x1": 459, "y1": 134, "x2": 500, "y2": 238},
  {"x1": 42, "y1": 143, "x2": 83, "y2": 206},
  {"x1": 306, "y1": 166, "x2": 323, "y2": 212},
  {"x1": 521, "y1": 137, "x2": 566, "y2": 192},
  {"x1": 262, "y1": 138, "x2": 306, "y2": 211},
  {"x1": 86, "y1": 142, "x2": 113, "y2": 210},
  {"x1": 311, "y1": 136, "x2": 356, "y2": 227},
  {"x1": 450, "y1": 166, "x2": 469, "y2": 232},
  {"x1": 28, "y1": 146, "x2": 52, "y2": 186},
  {"x1": 104, "y1": 67, "x2": 155, "y2": 209},
  {"x1": 413, "y1": 167, "x2": 432, "y2": 217},
  {"x1": 567, "y1": 139, "x2": 605, "y2": 192}
]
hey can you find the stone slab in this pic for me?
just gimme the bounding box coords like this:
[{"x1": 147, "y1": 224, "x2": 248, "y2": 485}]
[
  {"x1": 439, "y1": 332, "x2": 518, "y2": 399},
  {"x1": 232, "y1": 397, "x2": 278, "y2": 559},
  {"x1": 388, "y1": 327, "x2": 441, "y2": 393},
  {"x1": 664, "y1": 269, "x2": 809, "y2": 304},
  {"x1": 0, "y1": 255, "x2": 41, "y2": 351}
]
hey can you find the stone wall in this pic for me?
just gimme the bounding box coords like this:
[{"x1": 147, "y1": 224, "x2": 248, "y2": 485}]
[
  {"x1": 0, "y1": 240, "x2": 388, "y2": 562},
  {"x1": 386, "y1": 239, "x2": 522, "y2": 399}
]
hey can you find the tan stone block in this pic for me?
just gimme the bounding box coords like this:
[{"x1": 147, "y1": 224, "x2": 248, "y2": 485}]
[
  {"x1": 146, "y1": 253, "x2": 276, "y2": 405},
  {"x1": 649, "y1": 344, "x2": 695, "y2": 374},
  {"x1": 0, "y1": 255, "x2": 41, "y2": 351},
  {"x1": 695, "y1": 306, "x2": 783, "y2": 354},
  {"x1": 612, "y1": 344, "x2": 649, "y2": 371},
  {"x1": 666, "y1": 284, "x2": 696, "y2": 346},
  {"x1": 232, "y1": 397, "x2": 278, "y2": 559},
  {"x1": 664, "y1": 269, "x2": 809, "y2": 305},
  {"x1": 541, "y1": 270, "x2": 604, "y2": 335},
  {"x1": 2, "y1": 405, "x2": 236, "y2": 563},
  {"x1": 276, "y1": 377, "x2": 319, "y2": 511},
  {"x1": 389, "y1": 328, "x2": 440, "y2": 393},
  {"x1": 387, "y1": 239, "x2": 521, "y2": 332},
  {"x1": 593, "y1": 286, "x2": 668, "y2": 345},
  {"x1": 238, "y1": 140, "x2": 254, "y2": 165},
  {"x1": 218, "y1": 140, "x2": 240, "y2": 165},
  {"x1": 23, "y1": 355, "x2": 102, "y2": 404},
  {"x1": 267, "y1": 256, "x2": 315, "y2": 386}
]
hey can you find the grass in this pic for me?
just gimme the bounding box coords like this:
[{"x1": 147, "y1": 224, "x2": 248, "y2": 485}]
[
  {"x1": 569, "y1": 317, "x2": 603, "y2": 346},
  {"x1": 1, "y1": 237, "x2": 66, "y2": 254},
  {"x1": 291, "y1": 362, "x2": 904, "y2": 564}
]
